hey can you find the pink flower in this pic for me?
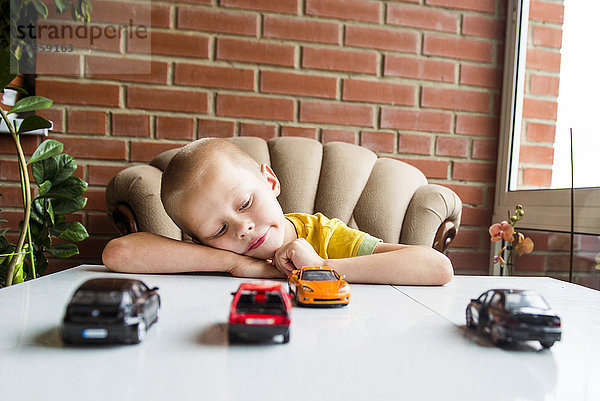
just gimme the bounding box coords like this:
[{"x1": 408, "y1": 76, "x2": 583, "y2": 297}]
[
  {"x1": 514, "y1": 233, "x2": 534, "y2": 256},
  {"x1": 489, "y1": 221, "x2": 514, "y2": 242}
]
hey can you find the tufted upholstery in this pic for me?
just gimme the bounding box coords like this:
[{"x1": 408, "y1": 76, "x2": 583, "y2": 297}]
[{"x1": 106, "y1": 137, "x2": 462, "y2": 251}]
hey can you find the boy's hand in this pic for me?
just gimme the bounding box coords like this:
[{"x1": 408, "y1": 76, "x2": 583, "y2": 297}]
[
  {"x1": 272, "y1": 238, "x2": 325, "y2": 276},
  {"x1": 230, "y1": 257, "x2": 285, "y2": 279}
]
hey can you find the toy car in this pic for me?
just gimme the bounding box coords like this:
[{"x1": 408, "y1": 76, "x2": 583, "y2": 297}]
[
  {"x1": 62, "y1": 278, "x2": 160, "y2": 345},
  {"x1": 288, "y1": 266, "x2": 350, "y2": 307},
  {"x1": 228, "y1": 281, "x2": 292, "y2": 344},
  {"x1": 466, "y1": 289, "x2": 561, "y2": 348}
]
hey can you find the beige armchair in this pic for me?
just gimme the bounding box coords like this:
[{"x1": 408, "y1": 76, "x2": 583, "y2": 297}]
[{"x1": 105, "y1": 137, "x2": 462, "y2": 252}]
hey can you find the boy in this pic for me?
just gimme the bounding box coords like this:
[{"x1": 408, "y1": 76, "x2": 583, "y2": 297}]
[{"x1": 102, "y1": 138, "x2": 453, "y2": 285}]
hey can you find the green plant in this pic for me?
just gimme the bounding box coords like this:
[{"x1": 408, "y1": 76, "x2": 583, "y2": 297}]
[{"x1": 0, "y1": 49, "x2": 89, "y2": 286}]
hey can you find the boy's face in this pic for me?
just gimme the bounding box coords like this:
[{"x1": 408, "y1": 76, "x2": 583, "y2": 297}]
[{"x1": 179, "y1": 160, "x2": 290, "y2": 260}]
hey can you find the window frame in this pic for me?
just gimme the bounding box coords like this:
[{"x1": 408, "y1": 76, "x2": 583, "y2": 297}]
[{"x1": 495, "y1": 0, "x2": 600, "y2": 236}]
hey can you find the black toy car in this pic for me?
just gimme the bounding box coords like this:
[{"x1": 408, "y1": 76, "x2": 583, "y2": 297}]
[
  {"x1": 466, "y1": 289, "x2": 561, "y2": 348},
  {"x1": 62, "y1": 278, "x2": 160, "y2": 344}
]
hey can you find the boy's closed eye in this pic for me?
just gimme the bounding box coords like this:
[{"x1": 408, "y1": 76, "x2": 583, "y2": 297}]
[{"x1": 209, "y1": 196, "x2": 253, "y2": 239}]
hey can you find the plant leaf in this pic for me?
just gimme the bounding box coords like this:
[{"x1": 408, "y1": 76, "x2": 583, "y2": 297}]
[
  {"x1": 8, "y1": 96, "x2": 53, "y2": 115},
  {"x1": 32, "y1": 156, "x2": 59, "y2": 185},
  {"x1": 32, "y1": 0, "x2": 49, "y2": 18},
  {"x1": 28, "y1": 139, "x2": 63, "y2": 165},
  {"x1": 0, "y1": 49, "x2": 17, "y2": 90},
  {"x1": 17, "y1": 115, "x2": 52, "y2": 134},
  {"x1": 39, "y1": 180, "x2": 52, "y2": 196},
  {"x1": 52, "y1": 154, "x2": 76, "y2": 185},
  {"x1": 49, "y1": 176, "x2": 88, "y2": 199},
  {"x1": 52, "y1": 221, "x2": 89, "y2": 242},
  {"x1": 6, "y1": 86, "x2": 28, "y2": 95},
  {"x1": 52, "y1": 196, "x2": 87, "y2": 215},
  {"x1": 55, "y1": 0, "x2": 69, "y2": 13},
  {"x1": 47, "y1": 243, "x2": 79, "y2": 258}
]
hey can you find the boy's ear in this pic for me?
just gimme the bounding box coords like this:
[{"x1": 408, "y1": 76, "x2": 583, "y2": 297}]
[{"x1": 260, "y1": 163, "x2": 280, "y2": 197}]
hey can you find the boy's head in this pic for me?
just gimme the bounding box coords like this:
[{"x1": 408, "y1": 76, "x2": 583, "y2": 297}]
[{"x1": 161, "y1": 138, "x2": 289, "y2": 260}]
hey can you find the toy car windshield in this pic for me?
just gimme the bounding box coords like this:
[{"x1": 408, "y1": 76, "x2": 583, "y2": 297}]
[
  {"x1": 301, "y1": 270, "x2": 337, "y2": 281},
  {"x1": 506, "y1": 293, "x2": 550, "y2": 310},
  {"x1": 71, "y1": 289, "x2": 131, "y2": 305},
  {"x1": 235, "y1": 291, "x2": 286, "y2": 315}
]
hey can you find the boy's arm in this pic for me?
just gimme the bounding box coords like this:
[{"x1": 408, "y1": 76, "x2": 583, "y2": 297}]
[
  {"x1": 272, "y1": 239, "x2": 453, "y2": 285},
  {"x1": 102, "y1": 232, "x2": 284, "y2": 279}
]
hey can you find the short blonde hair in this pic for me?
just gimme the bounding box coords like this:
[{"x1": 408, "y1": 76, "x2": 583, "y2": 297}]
[{"x1": 160, "y1": 138, "x2": 260, "y2": 232}]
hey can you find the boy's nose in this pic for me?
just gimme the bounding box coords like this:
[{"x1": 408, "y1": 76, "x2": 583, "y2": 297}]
[{"x1": 237, "y1": 221, "x2": 254, "y2": 238}]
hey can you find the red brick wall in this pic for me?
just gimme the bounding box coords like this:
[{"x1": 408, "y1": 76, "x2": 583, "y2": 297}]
[{"x1": 1, "y1": 0, "x2": 511, "y2": 275}]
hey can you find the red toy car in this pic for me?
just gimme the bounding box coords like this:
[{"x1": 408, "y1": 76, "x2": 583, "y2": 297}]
[{"x1": 228, "y1": 281, "x2": 292, "y2": 344}]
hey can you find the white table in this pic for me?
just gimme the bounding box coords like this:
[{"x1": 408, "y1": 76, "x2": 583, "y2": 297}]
[{"x1": 1, "y1": 265, "x2": 599, "y2": 401}]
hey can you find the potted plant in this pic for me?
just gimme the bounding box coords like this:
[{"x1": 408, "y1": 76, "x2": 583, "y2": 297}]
[{"x1": 0, "y1": 49, "x2": 89, "y2": 287}]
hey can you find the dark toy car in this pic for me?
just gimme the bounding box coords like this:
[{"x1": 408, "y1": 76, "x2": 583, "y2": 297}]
[
  {"x1": 466, "y1": 289, "x2": 561, "y2": 348},
  {"x1": 62, "y1": 278, "x2": 160, "y2": 344},
  {"x1": 228, "y1": 281, "x2": 292, "y2": 344}
]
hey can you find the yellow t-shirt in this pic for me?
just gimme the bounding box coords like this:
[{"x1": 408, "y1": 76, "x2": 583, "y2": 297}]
[{"x1": 285, "y1": 212, "x2": 382, "y2": 259}]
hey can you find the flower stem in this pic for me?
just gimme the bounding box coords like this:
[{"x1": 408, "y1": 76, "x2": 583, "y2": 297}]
[{"x1": 0, "y1": 107, "x2": 32, "y2": 286}]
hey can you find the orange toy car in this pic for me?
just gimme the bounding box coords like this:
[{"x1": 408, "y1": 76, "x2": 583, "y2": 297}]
[{"x1": 288, "y1": 266, "x2": 350, "y2": 307}]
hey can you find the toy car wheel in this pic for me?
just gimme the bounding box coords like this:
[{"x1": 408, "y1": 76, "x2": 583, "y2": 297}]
[
  {"x1": 540, "y1": 340, "x2": 555, "y2": 348},
  {"x1": 282, "y1": 329, "x2": 290, "y2": 344},
  {"x1": 228, "y1": 330, "x2": 239, "y2": 344},
  {"x1": 135, "y1": 320, "x2": 147, "y2": 343},
  {"x1": 466, "y1": 308, "x2": 475, "y2": 329},
  {"x1": 490, "y1": 324, "x2": 504, "y2": 345}
]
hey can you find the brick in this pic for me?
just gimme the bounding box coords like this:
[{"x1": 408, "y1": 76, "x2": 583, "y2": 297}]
[
  {"x1": 85, "y1": 0, "x2": 170, "y2": 27},
  {"x1": 518, "y1": 145, "x2": 554, "y2": 164},
  {"x1": 36, "y1": 80, "x2": 120, "y2": 107},
  {"x1": 435, "y1": 136, "x2": 468, "y2": 157},
  {"x1": 217, "y1": 94, "x2": 294, "y2": 121},
  {"x1": 453, "y1": 161, "x2": 496, "y2": 182},
  {"x1": 0, "y1": 160, "x2": 27, "y2": 181},
  {"x1": 529, "y1": 1, "x2": 564, "y2": 24},
  {"x1": 0, "y1": 186, "x2": 23, "y2": 207},
  {"x1": 526, "y1": 49, "x2": 561, "y2": 72},
  {"x1": 397, "y1": 134, "x2": 431, "y2": 155},
  {"x1": 35, "y1": 52, "x2": 80, "y2": 77},
  {"x1": 387, "y1": 4, "x2": 458, "y2": 33},
  {"x1": 260, "y1": 71, "x2": 337, "y2": 99},
  {"x1": 460, "y1": 206, "x2": 492, "y2": 226},
  {"x1": 447, "y1": 250, "x2": 490, "y2": 273},
  {"x1": 424, "y1": 35, "x2": 493, "y2": 63},
  {"x1": 451, "y1": 228, "x2": 484, "y2": 248},
  {"x1": 422, "y1": 87, "x2": 490, "y2": 113},
  {"x1": 396, "y1": 157, "x2": 449, "y2": 179},
  {"x1": 460, "y1": 64, "x2": 502, "y2": 88},
  {"x1": 522, "y1": 97, "x2": 557, "y2": 120},
  {"x1": 175, "y1": 64, "x2": 255, "y2": 91},
  {"x1": 384, "y1": 55, "x2": 455, "y2": 83},
  {"x1": 88, "y1": 213, "x2": 120, "y2": 235},
  {"x1": 36, "y1": 22, "x2": 120, "y2": 52},
  {"x1": 533, "y1": 26, "x2": 563, "y2": 48},
  {"x1": 425, "y1": 0, "x2": 495, "y2": 13},
  {"x1": 472, "y1": 139, "x2": 498, "y2": 161},
  {"x1": 221, "y1": 0, "x2": 298, "y2": 14},
  {"x1": 85, "y1": 56, "x2": 168, "y2": 84},
  {"x1": 67, "y1": 110, "x2": 106, "y2": 135},
  {"x1": 36, "y1": 108, "x2": 64, "y2": 133},
  {"x1": 130, "y1": 142, "x2": 184, "y2": 163},
  {"x1": 381, "y1": 108, "x2": 452, "y2": 133},
  {"x1": 129, "y1": 31, "x2": 209, "y2": 58},
  {"x1": 281, "y1": 126, "x2": 317, "y2": 139},
  {"x1": 165, "y1": 0, "x2": 211, "y2": 5},
  {"x1": 306, "y1": 0, "x2": 380, "y2": 23},
  {"x1": 112, "y1": 114, "x2": 150, "y2": 137},
  {"x1": 59, "y1": 137, "x2": 127, "y2": 160},
  {"x1": 127, "y1": 87, "x2": 209, "y2": 113},
  {"x1": 302, "y1": 47, "x2": 377, "y2": 74},
  {"x1": 345, "y1": 26, "x2": 418, "y2": 53},
  {"x1": 156, "y1": 116, "x2": 194, "y2": 140},
  {"x1": 321, "y1": 129, "x2": 356, "y2": 144},
  {"x1": 343, "y1": 79, "x2": 415, "y2": 106},
  {"x1": 177, "y1": 7, "x2": 258, "y2": 36},
  {"x1": 0, "y1": 210, "x2": 22, "y2": 230},
  {"x1": 443, "y1": 184, "x2": 484, "y2": 205},
  {"x1": 240, "y1": 123, "x2": 278, "y2": 140},
  {"x1": 300, "y1": 101, "x2": 374, "y2": 127},
  {"x1": 526, "y1": 122, "x2": 556, "y2": 143},
  {"x1": 360, "y1": 131, "x2": 395, "y2": 153},
  {"x1": 456, "y1": 114, "x2": 499, "y2": 137},
  {"x1": 0, "y1": 135, "x2": 39, "y2": 155},
  {"x1": 88, "y1": 165, "x2": 127, "y2": 186},
  {"x1": 263, "y1": 16, "x2": 339, "y2": 45},
  {"x1": 530, "y1": 74, "x2": 560, "y2": 97},
  {"x1": 217, "y1": 38, "x2": 295, "y2": 67},
  {"x1": 198, "y1": 119, "x2": 235, "y2": 138},
  {"x1": 462, "y1": 15, "x2": 505, "y2": 40}
]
